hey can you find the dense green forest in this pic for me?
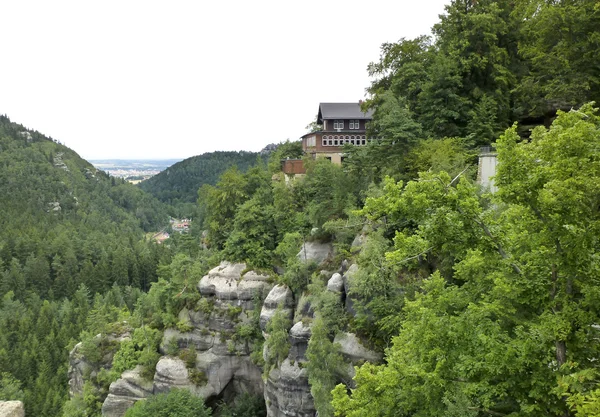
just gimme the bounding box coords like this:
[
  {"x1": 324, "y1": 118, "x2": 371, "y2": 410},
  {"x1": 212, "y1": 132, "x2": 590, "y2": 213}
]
[
  {"x1": 1, "y1": 1, "x2": 600, "y2": 416},
  {"x1": 138, "y1": 151, "x2": 260, "y2": 210},
  {"x1": 139, "y1": 144, "x2": 302, "y2": 217},
  {"x1": 0, "y1": 115, "x2": 173, "y2": 415}
]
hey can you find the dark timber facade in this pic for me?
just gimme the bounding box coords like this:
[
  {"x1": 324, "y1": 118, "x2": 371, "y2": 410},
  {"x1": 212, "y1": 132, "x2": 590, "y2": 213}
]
[{"x1": 282, "y1": 102, "x2": 373, "y2": 175}]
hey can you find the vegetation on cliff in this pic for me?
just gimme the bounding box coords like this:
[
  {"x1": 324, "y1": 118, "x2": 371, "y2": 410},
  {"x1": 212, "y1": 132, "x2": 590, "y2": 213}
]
[{"x1": 1, "y1": 1, "x2": 599, "y2": 417}]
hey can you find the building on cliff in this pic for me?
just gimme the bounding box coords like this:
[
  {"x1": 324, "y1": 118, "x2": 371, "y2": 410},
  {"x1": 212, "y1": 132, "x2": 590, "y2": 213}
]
[{"x1": 282, "y1": 102, "x2": 374, "y2": 177}]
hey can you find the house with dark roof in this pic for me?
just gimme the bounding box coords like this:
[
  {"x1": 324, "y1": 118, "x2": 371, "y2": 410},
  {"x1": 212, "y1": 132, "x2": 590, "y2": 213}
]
[{"x1": 282, "y1": 102, "x2": 373, "y2": 176}]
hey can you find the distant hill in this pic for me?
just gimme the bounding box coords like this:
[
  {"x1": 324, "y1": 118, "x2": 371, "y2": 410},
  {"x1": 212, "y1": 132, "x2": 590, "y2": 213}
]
[
  {"x1": 138, "y1": 151, "x2": 260, "y2": 205},
  {"x1": 0, "y1": 115, "x2": 168, "y2": 234},
  {"x1": 0, "y1": 114, "x2": 171, "y2": 299}
]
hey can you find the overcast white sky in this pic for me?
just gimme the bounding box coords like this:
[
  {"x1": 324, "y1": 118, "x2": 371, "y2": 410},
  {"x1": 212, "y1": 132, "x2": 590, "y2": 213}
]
[{"x1": 0, "y1": 0, "x2": 449, "y2": 160}]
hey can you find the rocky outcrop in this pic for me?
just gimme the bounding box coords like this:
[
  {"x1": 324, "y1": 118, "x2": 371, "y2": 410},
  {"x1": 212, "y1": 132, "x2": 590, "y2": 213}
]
[
  {"x1": 64, "y1": 258, "x2": 386, "y2": 417},
  {"x1": 264, "y1": 359, "x2": 315, "y2": 417},
  {"x1": 198, "y1": 262, "x2": 271, "y2": 309},
  {"x1": 68, "y1": 342, "x2": 93, "y2": 397},
  {"x1": 289, "y1": 321, "x2": 311, "y2": 363},
  {"x1": 102, "y1": 366, "x2": 153, "y2": 417},
  {"x1": 334, "y1": 332, "x2": 382, "y2": 364},
  {"x1": 0, "y1": 401, "x2": 25, "y2": 417},
  {"x1": 260, "y1": 285, "x2": 294, "y2": 332},
  {"x1": 153, "y1": 357, "x2": 194, "y2": 393},
  {"x1": 327, "y1": 273, "x2": 344, "y2": 293},
  {"x1": 69, "y1": 330, "x2": 131, "y2": 398},
  {"x1": 297, "y1": 241, "x2": 333, "y2": 265},
  {"x1": 154, "y1": 263, "x2": 266, "y2": 408}
]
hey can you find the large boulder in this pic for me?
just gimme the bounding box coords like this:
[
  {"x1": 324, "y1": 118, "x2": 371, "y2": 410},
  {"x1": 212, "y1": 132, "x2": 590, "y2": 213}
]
[
  {"x1": 289, "y1": 321, "x2": 311, "y2": 363},
  {"x1": 327, "y1": 273, "x2": 344, "y2": 293},
  {"x1": 0, "y1": 402, "x2": 24, "y2": 417},
  {"x1": 153, "y1": 357, "x2": 195, "y2": 394},
  {"x1": 198, "y1": 262, "x2": 271, "y2": 302},
  {"x1": 260, "y1": 285, "x2": 294, "y2": 332},
  {"x1": 334, "y1": 332, "x2": 382, "y2": 364},
  {"x1": 297, "y1": 241, "x2": 333, "y2": 265},
  {"x1": 264, "y1": 359, "x2": 315, "y2": 417},
  {"x1": 101, "y1": 366, "x2": 153, "y2": 417}
]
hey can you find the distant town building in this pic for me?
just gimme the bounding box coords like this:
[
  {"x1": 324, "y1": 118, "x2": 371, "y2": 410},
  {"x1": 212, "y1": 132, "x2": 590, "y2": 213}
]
[{"x1": 170, "y1": 217, "x2": 191, "y2": 233}]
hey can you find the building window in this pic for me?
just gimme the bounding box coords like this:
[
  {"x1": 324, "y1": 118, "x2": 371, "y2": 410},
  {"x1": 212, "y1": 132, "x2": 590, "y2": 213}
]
[
  {"x1": 334, "y1": 140, "x2": 338, "y2": 145},
  {"x1": 306, "y1": 135, "x2": 316, "y2": 147},
  {"x1": 334, "y1": 120, "x2": 344, "y2": 130},
  {"x1": 349, "y1": 120, "x2": 360, "y2": 129}
]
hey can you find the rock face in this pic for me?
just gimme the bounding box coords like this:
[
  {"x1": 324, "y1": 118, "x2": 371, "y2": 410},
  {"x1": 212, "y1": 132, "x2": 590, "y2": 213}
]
[
  {"x1": 102, "y1": 366, "x2": 153, "y2": 417},
  {"x1": 289, "y1": 321, "x2": 311, "y2": 363},
  {"x1": 297, "y1": 241, "x2": 333, "y2": 265},
  {"x1": 68, "y1": 330, "x2": 131, "y2": 398},
  {"x1": 260, "y1": 285, "x2": 295, "y2": 332},
  {"x1": 0, "y1": 401, "x2": 25, "y2": 417},
  {"x1": 64, "y1": 259, "x2": 385, "y2": 417},
  {"x1": 198, "y1": 262, "x2": 271, "y2": 309},
  {"x1": 263, "y1": 319, "x2": 314, "y2": 417},
  {"x1": 264, "y1": 359, "x2": 315, "y2": 417},
  {"x1": 158, "y1": 262, "x2": 267, "y2": 405},
  {"x1": 327, "y1": 273, "x2": 344, "y2": 293},
  {"x1": 334, "y1": 332, "x2": 382, "y2": 364}
]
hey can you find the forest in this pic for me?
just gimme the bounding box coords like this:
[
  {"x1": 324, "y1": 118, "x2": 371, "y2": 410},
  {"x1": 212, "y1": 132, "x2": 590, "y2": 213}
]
[{"x1": 1, "y1": 0, "x2": 599, "y2": 416}]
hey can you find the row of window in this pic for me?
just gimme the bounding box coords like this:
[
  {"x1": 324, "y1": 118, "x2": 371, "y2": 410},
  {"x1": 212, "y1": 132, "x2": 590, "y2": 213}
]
[
  {"x1": 322, "y1": 135, "x2": 369, "y2": 146},
  {"x1": 332, "y1": 119, "x2": 361, "y2": 130}
]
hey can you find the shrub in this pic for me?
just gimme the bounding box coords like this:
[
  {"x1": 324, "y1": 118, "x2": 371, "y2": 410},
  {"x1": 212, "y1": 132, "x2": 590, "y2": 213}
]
[{"x1": 124, "y1": 389, "x2": 211, "y2": 417}]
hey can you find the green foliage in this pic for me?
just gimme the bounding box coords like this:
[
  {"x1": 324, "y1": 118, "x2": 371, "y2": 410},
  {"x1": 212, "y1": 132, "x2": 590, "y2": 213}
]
[
  {"x1": 264, "y1": 306, "x2": 291, "y2": 376},
  {"x1": 123, "y1": 389, "x2": 211, "y2": 417},
  {"x1": 179, "y1": 346, "x2": 197, "y2": 369},
  {"x1": 0, "y1": 372, "x2": 24, "y2": 401},
  {"x1": 216, "y1": 393, "x2": 266, "y2": 417},
  {"x1": 306, "y1": 316, "x2": 346, "y2": 417},
  {"x1": 334, "y1": 105, "x2": 600, "y2": 417},
  {"x1": 280, "y1": 259, "x2": 316, "y2": 299},
  {"x1": 139, "y1": 151, "x2": 258, "y2": 207},
  {"x1": 188, "y1": 369, "x2": 208, "y2": 386},
  {"x1": 267, "y1": 140, "x2": 303, "y2": 173},
  {"x1": 515, "y1": 0, "x2": 600, "y2": 117},
  {"x1": 273, "y1": 232, "x2": 303, "y2": 266},
  {"x1": 112, "y1": 327, "x2": 163, "y2": 380}
]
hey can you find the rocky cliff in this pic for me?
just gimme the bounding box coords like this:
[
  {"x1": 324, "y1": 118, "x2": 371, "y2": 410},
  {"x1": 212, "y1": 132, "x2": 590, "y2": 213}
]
[{"x1": 69, "y1": 250, "x2": 381, "y2": 417}]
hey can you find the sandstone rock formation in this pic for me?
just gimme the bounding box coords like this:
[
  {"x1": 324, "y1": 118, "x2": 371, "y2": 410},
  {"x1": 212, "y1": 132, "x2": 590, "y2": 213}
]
[
  {"x1": 334, "y1": 332, "x2": 382, "y2": 364},
  {"x1": 66, "y1": 258, "x2": 386, "y2": 417},
  {"x1": 102, "y1": 366, "x2": 153, "y2": 417},
  {"x1": 0, "y1": 401, "x2": 25, "y2": 417},
  {"x1": 297, "y1": 241, "x2": 333, "y2": 265},
  {"x1": 68, "y1": 330, "x2": 131, "y2": 398},
  {"x1": 260, "y1": 285, "x2": 294, "y2": 332},
  {"x1": 264, "y1": 359, "x2": 315, "y2": 417}
]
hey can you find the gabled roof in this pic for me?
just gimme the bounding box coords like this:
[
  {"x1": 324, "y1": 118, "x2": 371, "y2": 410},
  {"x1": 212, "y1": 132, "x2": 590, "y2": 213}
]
[{"x1": 317, "y1": 103, "x2": 374, "y2": 123}]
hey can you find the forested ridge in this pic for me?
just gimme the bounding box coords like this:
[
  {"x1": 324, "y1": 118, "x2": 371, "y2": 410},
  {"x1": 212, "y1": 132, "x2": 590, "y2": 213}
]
[
  {"x1": 1, "y1": 1, "x2": 600, "y2": 417},
  {"x1": 138, "y1": 151, "x2": 260, "y2": 210},
  {"x1": 0, "y1": 115, "x2": 173, "y2": 415}
]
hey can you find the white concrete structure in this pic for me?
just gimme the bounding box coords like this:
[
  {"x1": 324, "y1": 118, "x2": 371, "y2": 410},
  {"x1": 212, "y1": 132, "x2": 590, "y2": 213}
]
[{"x1": 478, "y1": 148, "x2": 498, "y2": 193}]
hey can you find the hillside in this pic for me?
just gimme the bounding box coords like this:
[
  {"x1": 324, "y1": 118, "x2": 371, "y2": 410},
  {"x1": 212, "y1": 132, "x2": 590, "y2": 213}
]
[
  {"x1": 138, "y1": 151, "x2": 260, "y2": 205},
  {"x1": 0, "y1": 115, "x2": 173, "y2": 416}
]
